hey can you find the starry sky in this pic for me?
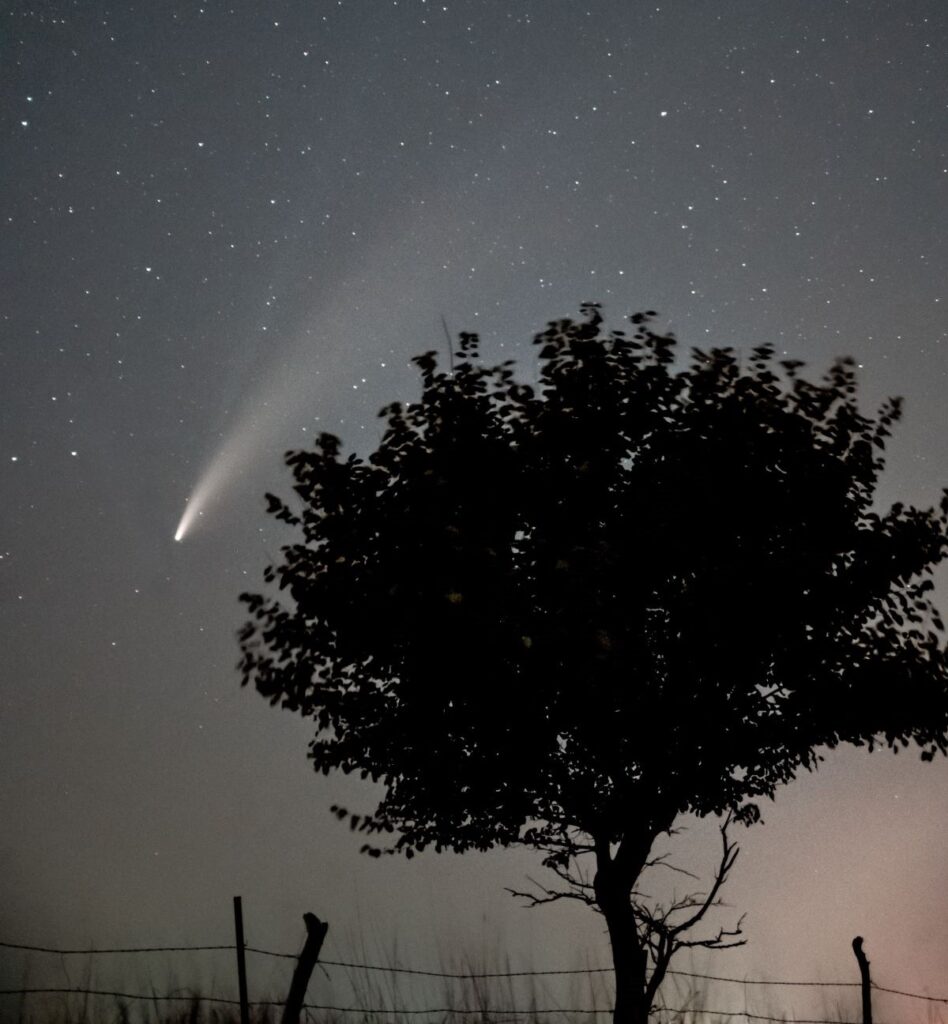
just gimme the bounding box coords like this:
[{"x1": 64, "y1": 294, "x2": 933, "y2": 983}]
[{"x1": 2, "y1": 1, "x2": 947, "y2": 1020}]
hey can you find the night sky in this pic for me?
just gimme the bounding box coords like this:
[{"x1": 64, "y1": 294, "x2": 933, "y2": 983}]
[{"x1": 2, "y1": 2, "x2": 947, "y2": 1021}]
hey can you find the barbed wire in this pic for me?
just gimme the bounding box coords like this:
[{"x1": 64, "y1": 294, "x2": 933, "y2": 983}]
[
  {"x1": 3, "y1": 938, "x2": 943, "y2": 1004},
  {"x1": 320, "y1": 957, "x2": 610, "y2": 979},
  {"x1": 0, "y1": 940, "x2": 859, "y2": 986},
  {"x1": 281, "y1": 955, "x2": 866, "y2": 990},
  {"x1": 871, "y1": 982, "x2": 948, "y2": 1004},
  {"x1": 0, "y1": 988, "x2": 883, "y2": 1024},
  {"x1": 0, "y1": 941, "x2": 234, "y2": 955},
  {"x1": 0, "y1": 989, "x2": 265, "y2": 1007}
]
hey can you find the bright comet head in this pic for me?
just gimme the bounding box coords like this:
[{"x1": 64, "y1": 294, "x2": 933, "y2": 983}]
[{"x1": 174, "y1": 507, "x2": 193, "y2": 543}]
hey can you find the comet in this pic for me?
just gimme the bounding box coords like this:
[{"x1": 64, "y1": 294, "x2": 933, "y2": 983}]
[
  {"x1": 174, "y1": 499, "x2": 202, "y2": 542},
  {"x1": 172, "y1": 205, "x2": 457, "y2": 544},
  {"x1": 170, "y1": 326, "x2": 329, "y2": 544},
  {"x1": 172, "y1": 424, "x2": 256, "y2": 542}
]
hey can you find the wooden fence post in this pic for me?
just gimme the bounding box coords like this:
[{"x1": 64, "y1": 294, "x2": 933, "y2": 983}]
[
  {"x1": 281, "y1": 913, "x2": 329, "y2": 1024},
  {"x1": 851, "y1": 936, "x2": 872, "y2": 1024},
  {"x1": 233, "y1": 897, "x2": 250, "y2": 1024}
]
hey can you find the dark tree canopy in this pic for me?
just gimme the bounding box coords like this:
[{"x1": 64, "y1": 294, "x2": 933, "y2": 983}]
[{"x1": 240, "y1": 305, "x2": 948, "y2": 865}]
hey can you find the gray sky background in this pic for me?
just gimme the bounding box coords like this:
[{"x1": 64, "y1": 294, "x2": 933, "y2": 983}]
[{"x1": 2, "y1": 2, "x2": 946, "y2": 1021}]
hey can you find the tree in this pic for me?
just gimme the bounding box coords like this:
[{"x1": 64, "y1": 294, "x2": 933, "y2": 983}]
[{"x1": 239, "y1": 305, "x2": 948, "y2": 1024}]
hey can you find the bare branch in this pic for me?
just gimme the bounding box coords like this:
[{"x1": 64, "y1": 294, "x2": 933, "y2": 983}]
[
  {"x1": 505, "y1": 878, "x2": 596, "y2": 908},
  {"x1": 643, "y1": 851, "x2": 700, "y2": 881},
  {"x1": 666, "y1": 814, "x2": 740, "y2": 938},
  {"x1": 636, "y1": 815, "x2": 745, "y2": 1008}
]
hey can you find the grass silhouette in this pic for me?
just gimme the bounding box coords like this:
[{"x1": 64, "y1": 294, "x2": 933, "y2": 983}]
[{"x1": 3, "y1": 939, "x2": 941, "y2": 1024}]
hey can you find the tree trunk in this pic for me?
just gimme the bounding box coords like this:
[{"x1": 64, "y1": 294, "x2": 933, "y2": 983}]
[
  {"x1": 594, "y1": 819, "x2": 676, "y2": 1024},
  {"x1": 600, "y1": 891, "x2": 650, "y2": 1024},
  {"x1": 595, "y1": 851, "x2": 651, "y2": 1024}
]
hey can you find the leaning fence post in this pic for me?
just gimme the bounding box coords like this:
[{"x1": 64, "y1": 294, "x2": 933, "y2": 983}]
[
  {"x1": 281, "y1": 913, "x2": 329, "y2": 1024},
  {"x1": 851, "y1": 936, "x2": 872, "y2": 1024},
  {"x1": 233, "y1": 897, "x2": 251, "y2": 1024}
]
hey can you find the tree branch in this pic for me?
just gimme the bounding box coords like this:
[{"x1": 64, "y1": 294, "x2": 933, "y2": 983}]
[
  {"x1": 667, "y1": 814, "x2": 740, "y2": 938},
  {"x1": 506, "y1": 877, "x2": 596, "y2": 908},
  {"x1": 637, "y1": 815, "x2": 745, "y2": 1007}
]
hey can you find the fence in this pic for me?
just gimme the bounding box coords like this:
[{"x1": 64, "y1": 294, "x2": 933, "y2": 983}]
[{"x1": 2, "y1": 903, "x2": 946, "y2": 1024}]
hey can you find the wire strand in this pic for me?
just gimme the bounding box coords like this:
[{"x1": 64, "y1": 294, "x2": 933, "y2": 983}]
[
  {"x1": 3, "y1": 938, "x2": 941, "y2": 1003},
  {"x1": 871, "y1": 982, "x2": 948, "y2": 1004},
  {"x1": 0, "y1": 941, "x2": 234, "y2": 955}
]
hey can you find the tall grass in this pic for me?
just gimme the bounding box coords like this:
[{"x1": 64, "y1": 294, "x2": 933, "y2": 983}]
[{"x1": 3, "y1": 940, "x2": 937, "y2": 1024}]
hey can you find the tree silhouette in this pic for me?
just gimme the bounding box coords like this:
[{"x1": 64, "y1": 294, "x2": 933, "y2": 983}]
[{"x1": 239, "y1": 305, "x2": 948, "y2": 1024}]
